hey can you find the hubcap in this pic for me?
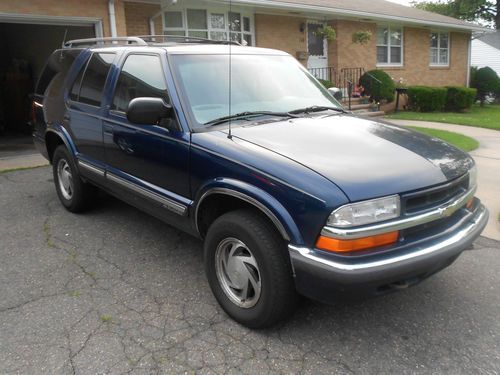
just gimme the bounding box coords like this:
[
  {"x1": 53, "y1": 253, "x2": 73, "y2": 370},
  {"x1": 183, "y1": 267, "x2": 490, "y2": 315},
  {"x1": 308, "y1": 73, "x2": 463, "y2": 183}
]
[
  {"x1": 215, "y1": 238, "x2": 262, "y2": 308},
  {"x1": 57, "y1": 159, "x2": 73, "y2": 201}
]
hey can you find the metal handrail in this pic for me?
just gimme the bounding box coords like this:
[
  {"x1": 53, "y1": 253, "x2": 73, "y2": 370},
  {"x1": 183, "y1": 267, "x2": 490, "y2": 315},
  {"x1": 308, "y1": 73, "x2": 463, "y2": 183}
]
[{"x1": 64, "y1": 37, "x2": 148, "y2": 48}]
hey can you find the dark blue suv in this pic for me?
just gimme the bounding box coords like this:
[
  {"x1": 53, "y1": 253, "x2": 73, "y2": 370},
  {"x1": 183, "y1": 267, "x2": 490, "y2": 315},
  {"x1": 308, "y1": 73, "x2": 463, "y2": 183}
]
[{"x1": 33, "y1": 36, "x2": 488, "y2": 328}]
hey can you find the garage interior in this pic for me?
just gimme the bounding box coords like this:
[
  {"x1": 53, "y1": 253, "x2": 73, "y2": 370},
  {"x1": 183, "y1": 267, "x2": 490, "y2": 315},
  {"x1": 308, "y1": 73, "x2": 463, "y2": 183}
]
[{"x1": 0, "y1": 22, "x2": 95, "y2": 142}]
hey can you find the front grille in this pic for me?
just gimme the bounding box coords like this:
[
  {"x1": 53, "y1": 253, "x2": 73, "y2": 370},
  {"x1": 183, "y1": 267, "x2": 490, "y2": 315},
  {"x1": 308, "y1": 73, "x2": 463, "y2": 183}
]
[{"x1": 401, "y1": 174, "x2": 469, "y2": 215}]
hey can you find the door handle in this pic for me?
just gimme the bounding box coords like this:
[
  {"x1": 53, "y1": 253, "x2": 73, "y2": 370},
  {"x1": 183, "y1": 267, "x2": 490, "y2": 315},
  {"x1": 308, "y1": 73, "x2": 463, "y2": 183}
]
[{"x1": 104, "y1": 124, "x2": 114, "y2": 135}]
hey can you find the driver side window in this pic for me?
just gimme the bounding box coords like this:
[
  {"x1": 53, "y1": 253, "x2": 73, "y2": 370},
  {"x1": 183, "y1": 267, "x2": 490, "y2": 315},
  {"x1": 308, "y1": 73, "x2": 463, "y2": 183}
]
[{"x1": 112, "y1": 54, "x2": 168, "y2": 113}]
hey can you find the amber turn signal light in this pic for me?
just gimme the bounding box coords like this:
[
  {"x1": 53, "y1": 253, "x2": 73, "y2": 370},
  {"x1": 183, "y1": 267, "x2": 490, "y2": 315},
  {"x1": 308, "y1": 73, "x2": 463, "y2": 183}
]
[{"x1": 316, "y1": 231, "x2": 399, "y2": 253}]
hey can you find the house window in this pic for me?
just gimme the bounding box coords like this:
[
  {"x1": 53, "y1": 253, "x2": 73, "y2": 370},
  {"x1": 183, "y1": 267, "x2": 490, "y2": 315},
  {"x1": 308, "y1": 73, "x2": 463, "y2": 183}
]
[
  {"x1": 377, "y1": 26, "x2": 403, "y2": 66},
  {"x1": 430, "y1": 32, "x2": 449, "y2": 66},
  {"x1": 164, "y1": 8, "x2": 253, "y2": 45}
]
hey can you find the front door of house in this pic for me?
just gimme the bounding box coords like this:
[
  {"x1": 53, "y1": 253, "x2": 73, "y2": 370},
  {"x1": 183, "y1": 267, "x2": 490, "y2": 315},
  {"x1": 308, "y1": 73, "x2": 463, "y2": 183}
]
[{"x1": 307, "y1": 21, "x2": 328, "y2": 70}]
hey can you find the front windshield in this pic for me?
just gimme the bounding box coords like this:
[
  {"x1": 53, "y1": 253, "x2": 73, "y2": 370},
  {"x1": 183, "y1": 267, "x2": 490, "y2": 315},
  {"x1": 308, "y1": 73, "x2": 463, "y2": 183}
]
[{"x1": 170, "y1": 54, "x2": 342, "y2": 127}]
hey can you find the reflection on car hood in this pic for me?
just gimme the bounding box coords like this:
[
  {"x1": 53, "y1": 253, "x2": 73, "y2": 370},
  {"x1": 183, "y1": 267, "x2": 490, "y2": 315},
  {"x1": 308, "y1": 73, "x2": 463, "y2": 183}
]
[{"x1": 228, "y1": 115, "x2": 473, "y2": 201}]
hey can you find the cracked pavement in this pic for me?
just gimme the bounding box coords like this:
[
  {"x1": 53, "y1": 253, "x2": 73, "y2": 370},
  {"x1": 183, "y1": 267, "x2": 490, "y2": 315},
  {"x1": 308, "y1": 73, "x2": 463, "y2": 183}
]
[{"x1": 0, "y1": 167, "x2": 499, "y2": 374}]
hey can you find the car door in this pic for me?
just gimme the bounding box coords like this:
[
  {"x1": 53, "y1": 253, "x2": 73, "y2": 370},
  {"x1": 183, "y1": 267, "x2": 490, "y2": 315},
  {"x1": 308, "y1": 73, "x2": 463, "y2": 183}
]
[
  {"x1": 102, "y1": 52, "x2": 191, "y2": 227},
  {"x1": 66, "y1": 52, "x2": 115, "y2": 167}
]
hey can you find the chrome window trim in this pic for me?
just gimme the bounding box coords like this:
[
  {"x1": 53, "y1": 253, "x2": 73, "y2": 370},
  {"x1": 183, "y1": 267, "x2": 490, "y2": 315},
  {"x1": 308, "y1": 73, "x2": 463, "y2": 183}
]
[
  {"x1": 195, "y1": 187, "x2": 290, "y2": 241},
  {"x1": 322, "y1": 186, "x2": 477, "y2": 240},
  {"x1": 78, "y1": 160, "x2": 105, "y2": 177},
  {"x1": 107, "y1": 172, "x2": 187, "y2": 216}
]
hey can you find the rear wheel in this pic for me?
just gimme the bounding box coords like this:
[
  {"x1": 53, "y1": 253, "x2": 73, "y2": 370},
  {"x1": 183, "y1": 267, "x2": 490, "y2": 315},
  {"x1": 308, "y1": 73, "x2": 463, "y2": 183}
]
[
  {"x1": 52, "y1": 145, "x2": 96, "y2": 212},
  {"x1": 204, "y1": 209, "x2": 298, "y2": 328}
]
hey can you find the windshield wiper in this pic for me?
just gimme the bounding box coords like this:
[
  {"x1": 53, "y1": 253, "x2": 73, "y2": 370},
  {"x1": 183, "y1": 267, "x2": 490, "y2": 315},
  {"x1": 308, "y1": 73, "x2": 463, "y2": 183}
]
[
  {"x1": 289, "y1": 106, "x2": 347, "y2": 115},
  {"x1": 204, "y1": 111, "x2": 298, "y2": 127}
]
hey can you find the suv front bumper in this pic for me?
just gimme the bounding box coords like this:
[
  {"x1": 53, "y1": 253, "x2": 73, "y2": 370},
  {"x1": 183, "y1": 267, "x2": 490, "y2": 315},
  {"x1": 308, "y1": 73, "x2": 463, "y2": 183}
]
[{"x1": 288, "y1": 202, "x2": 488, "y2": 303}]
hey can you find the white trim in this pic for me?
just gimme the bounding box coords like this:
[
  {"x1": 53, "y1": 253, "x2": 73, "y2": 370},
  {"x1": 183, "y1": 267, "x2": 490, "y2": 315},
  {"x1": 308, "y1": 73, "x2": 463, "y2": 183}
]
[
  {"x1": 108, "y1": 0, "x2": 117, "y2": 38},
  {"x1": 163, "y1": 5, "x2": 255, "y2": 45},
  {"x1": 376, "y1": 25, "x2": 404, "y2": 67},
  {"x1": 429, "y1": 31, "x2": 450, "y2": 67},
  {"x1": 0, "y1": 12, "x2": 103, "y2": 37}
]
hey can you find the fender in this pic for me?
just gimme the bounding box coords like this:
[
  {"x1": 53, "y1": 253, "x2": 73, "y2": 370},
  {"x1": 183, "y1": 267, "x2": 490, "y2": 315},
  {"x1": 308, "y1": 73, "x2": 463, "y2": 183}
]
[
  {"x1": 194, "y1": 178, "x2": 304, "y2": 244},
  {"x1": 46, "y1": 123, "x2": 78, "y2": 159}
]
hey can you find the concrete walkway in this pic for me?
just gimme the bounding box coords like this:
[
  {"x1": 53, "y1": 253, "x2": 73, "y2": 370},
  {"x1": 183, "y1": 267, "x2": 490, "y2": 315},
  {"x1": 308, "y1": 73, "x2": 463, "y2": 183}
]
[{"x1": 387, "y1": 119, "x2": 500, "y2": 241}]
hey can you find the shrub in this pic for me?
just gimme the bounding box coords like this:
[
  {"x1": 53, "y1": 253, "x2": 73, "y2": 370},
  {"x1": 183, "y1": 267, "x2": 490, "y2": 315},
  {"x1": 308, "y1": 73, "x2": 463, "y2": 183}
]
[
  {"x1": 360, "y1": 70, "x2": 395, "y2": 102},
  {"x1": 407, "y1": 86, "x2": 447, "y2": 112},
  {"x1": 445, "y1": 86, "x2": 477, "y2": 112},
  {"x1": 318, "y1": 79, "x2": 334, "y2": 89},
  {"x1": 470, "y1": 66, "x2": 500, "y2": 106}
]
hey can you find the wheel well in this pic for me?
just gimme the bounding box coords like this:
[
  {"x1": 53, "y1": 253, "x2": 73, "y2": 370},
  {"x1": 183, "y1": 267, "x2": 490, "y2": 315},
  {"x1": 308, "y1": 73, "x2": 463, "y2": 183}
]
[
  {"x1": 196, "y1": 194, "x2": 287, "y2": 240},
  {"x1": 45, "y1": 132, "x2": 64, "y2": 163}
]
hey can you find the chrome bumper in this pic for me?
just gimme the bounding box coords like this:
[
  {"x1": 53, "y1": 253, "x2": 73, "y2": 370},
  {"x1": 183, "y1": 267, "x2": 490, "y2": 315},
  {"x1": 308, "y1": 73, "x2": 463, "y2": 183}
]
[{"x1": 288, "y1": 203, "x2": 488, "y2": 302}]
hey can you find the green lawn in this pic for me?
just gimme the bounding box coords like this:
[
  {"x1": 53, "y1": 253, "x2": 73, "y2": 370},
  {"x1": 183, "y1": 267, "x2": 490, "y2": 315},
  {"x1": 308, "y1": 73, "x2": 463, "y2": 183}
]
[
  {"x1": 387, "y1": 104, "x2": 500, "y2": 131},
  {"x1": 409, "y1": 126, "x2": 479, "y2": 152}
]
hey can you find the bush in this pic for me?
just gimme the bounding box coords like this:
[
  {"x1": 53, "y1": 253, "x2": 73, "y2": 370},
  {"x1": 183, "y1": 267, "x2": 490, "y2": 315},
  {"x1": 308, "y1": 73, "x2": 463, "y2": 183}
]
[
  {"x1": 359, "y1": 70, "x2": 395, "y2": 102},
  {"x1": 445, "y1": 86, "x2": 477, "y2": 112},
  {"x1": 407, "y1": 86, "x2": 447, "y2": 112},
  {"x1": 470, "y1": 66, "x2": 500, "y2": 106},
  {"x1": 318, "y1": 79, "x2": 334, "y2": 89}
]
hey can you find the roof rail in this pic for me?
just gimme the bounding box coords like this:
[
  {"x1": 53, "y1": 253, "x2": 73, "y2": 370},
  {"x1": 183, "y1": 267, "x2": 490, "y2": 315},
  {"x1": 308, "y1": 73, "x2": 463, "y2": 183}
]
[
  {"x1": 63, "y1": 37, "x2": 148, "y2": 48},
  {"x1": 138, "y1": 35, "x2": 242, "y2": 46}
]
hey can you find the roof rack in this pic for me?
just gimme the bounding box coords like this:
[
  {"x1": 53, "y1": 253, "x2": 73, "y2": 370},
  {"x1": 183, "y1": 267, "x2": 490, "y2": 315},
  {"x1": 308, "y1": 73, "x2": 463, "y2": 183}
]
[
  {"x1": 63, "y1": 35, "x2": 243, "y2": 49},
  {"x1": 138, "y1": 35, "x2": 242, "y2": 46},
  {"x1": 64, "y1": 37, "x2": 148, "y2": 48}
]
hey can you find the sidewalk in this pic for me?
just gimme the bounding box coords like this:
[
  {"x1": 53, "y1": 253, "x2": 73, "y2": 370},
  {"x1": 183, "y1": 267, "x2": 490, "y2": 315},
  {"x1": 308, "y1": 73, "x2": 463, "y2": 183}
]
[
  {"x1": 386, "y1": 119, "x2": 500, "y2": 241},
  {"x1": 0, "y1": 153, "x2": 49, "y2": 172}
]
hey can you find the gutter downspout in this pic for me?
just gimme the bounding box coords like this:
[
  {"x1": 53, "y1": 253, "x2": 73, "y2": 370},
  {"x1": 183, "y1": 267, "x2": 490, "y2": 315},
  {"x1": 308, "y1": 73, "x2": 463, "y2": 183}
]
[
  {"x1": 466, "y1": 34, "x2": 472, "y2": 87},
  {"x1": 108, "y1": 0, "x2": 118, "y2": 38}
]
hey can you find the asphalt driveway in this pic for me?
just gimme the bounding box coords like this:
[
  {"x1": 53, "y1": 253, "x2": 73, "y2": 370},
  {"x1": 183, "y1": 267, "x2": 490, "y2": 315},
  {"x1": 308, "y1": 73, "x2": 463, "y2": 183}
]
[{"x1": 0, "y1": 167, "x2": 499, "y2": 374}]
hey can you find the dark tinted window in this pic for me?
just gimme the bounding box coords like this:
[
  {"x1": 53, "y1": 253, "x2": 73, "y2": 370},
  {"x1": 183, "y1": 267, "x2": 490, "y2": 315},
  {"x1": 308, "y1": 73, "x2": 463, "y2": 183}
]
[
  {"x1": 112, "y1": 54, "x2": 167, "y2": 113},
  {"x1": 35, "y1": 49, "x2": 81, "y2": 96},
  {"x1": 78, "y1": 53, "x2": 115, "y2": 106},
  {"x1": 69, "y1": 59, "x2": 88, "y2": 101}
]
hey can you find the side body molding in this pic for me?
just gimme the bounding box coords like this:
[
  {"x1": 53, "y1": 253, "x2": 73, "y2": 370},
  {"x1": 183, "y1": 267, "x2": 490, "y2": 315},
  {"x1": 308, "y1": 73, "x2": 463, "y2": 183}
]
[{"x1": 194, "y1": 179, "x2": 304, "y2": 244}]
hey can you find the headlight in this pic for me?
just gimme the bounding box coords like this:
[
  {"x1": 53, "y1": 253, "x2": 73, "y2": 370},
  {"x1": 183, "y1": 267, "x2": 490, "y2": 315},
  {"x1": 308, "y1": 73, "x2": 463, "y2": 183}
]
[
  {"x1": 468, "y1": 165, "x2": 477, "y2": 189},
  {"x1": 327, "y1": 195, "x2": 401, "y2": 228}
]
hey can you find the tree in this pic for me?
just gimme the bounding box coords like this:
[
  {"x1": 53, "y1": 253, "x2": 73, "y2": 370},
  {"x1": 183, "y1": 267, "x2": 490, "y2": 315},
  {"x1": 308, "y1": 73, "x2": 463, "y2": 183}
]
[
  {"x1": 412, "y1": 0, "x2": 499, "y2": 29},
  {"x1": 470, "y1": 66, "x2": 500, "y2": 105}
]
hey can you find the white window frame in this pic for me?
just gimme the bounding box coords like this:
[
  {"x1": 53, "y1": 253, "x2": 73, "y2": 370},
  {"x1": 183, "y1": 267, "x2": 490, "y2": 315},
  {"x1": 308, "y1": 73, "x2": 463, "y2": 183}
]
[
  {"x1": 429, "y1": 31, "x2": 450, "y2": 67},
  {"x1": 163, "y1": 6, "x2": 255, "y2": 46},
  {"x1": 376, "y1": 25, "x2": 404, "y2": 67}
]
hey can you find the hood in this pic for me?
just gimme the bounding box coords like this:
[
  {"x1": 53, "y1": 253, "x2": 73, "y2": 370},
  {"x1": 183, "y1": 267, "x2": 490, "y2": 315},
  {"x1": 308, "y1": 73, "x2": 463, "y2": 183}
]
[{"x1": 228, "y1": 115, "x2": 473, "y2": 202}]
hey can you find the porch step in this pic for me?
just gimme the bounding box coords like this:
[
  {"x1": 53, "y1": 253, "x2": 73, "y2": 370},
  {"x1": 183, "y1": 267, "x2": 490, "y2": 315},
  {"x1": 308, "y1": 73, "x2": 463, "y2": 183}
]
[
  {"x1": 349, "y1": 103, "x2": 372, "y2": 111},
  {"x1": 357, "y1": 110, "x2": 386, "y2": 118},
  {"x1": 341, "y1": 97, "x2": 363, "y2": 105}
]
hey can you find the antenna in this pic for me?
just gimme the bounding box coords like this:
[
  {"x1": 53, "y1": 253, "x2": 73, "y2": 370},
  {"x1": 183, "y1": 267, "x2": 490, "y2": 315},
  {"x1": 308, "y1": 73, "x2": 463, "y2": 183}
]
[
  {"x1": 61, "y1": 29, "x2": 68, "y2": 49},
  {"x1": 228, "y1": 0, "x2": 233, "y2": 139}
]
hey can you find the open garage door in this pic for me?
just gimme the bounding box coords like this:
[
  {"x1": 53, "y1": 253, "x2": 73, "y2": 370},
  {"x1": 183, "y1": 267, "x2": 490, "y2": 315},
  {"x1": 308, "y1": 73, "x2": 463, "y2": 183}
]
[{"x1": 0, "y1": 22, "x2": 95, "y2": 138}]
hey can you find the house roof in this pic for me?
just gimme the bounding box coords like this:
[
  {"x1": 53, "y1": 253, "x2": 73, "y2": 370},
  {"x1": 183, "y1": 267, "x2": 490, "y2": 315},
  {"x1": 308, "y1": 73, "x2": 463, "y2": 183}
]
[
  {"x1": 231, "y1": 0, "x2": 491, "y2": 32},
  {"x1": 476, "y1": 31, "x2": 500, "y2": 49}
]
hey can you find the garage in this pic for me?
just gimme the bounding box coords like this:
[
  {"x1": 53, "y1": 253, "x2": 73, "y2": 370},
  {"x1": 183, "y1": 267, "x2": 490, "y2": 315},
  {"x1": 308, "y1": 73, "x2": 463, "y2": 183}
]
[{"x1": 0, "y1": 17, "x2": 101, "y2": 139}]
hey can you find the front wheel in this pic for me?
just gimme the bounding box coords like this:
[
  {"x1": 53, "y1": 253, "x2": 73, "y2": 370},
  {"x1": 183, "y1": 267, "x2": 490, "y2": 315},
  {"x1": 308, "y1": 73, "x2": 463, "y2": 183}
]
[{"x1": 204, "y1": 209, "x2": 298, "y2": 328}]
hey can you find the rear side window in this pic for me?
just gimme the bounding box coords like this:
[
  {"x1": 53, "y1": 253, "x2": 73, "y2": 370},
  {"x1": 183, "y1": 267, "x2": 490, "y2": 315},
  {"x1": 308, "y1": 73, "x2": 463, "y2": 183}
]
[
  {"x1": 112, "y1": 54, "x2": 167, "y2": 113},
  {"x1": 35, "y1": 50, "x2": 81, "y2": 96},
  {"x1": 77, "y1": 53, "x2": 115, "y2": 107}
]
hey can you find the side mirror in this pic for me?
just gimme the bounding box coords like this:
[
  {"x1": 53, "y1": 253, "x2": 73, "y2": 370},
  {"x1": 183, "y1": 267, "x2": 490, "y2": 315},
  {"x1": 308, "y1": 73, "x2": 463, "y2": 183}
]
[{"x1": 127, "y1": 97, "x2": 172, "y2": 125}]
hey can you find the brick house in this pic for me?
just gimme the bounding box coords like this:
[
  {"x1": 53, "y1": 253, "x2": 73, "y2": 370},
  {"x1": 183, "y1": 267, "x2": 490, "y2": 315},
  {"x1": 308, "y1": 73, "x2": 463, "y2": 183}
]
[{"x1": 0, "y1": 0, "x2": 489, "y2": 134}]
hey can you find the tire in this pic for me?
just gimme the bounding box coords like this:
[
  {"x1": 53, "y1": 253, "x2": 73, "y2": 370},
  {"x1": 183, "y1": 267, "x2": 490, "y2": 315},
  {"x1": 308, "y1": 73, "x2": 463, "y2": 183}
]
[
  {"x1": 52, "y1": 145, "x2": 96, "y2": 213},
  {"x1": 204, "y1": 209, "x2": 298, "y2": 328}
]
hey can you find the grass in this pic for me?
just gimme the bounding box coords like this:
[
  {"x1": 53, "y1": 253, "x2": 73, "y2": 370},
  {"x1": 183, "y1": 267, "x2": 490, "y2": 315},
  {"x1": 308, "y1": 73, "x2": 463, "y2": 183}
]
[
  {"x1": 100, "y1": 315, "x2": 114, "y2": 323},
  {"x1": 387, "y1": 104, "x2": 500, "y2": 131},
  {"x1": 0, "y1": 165, "x2": 47, "y2": 174},
  {"x1": 409, "y1": 126, "x2": 479, "y2": 152}
]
